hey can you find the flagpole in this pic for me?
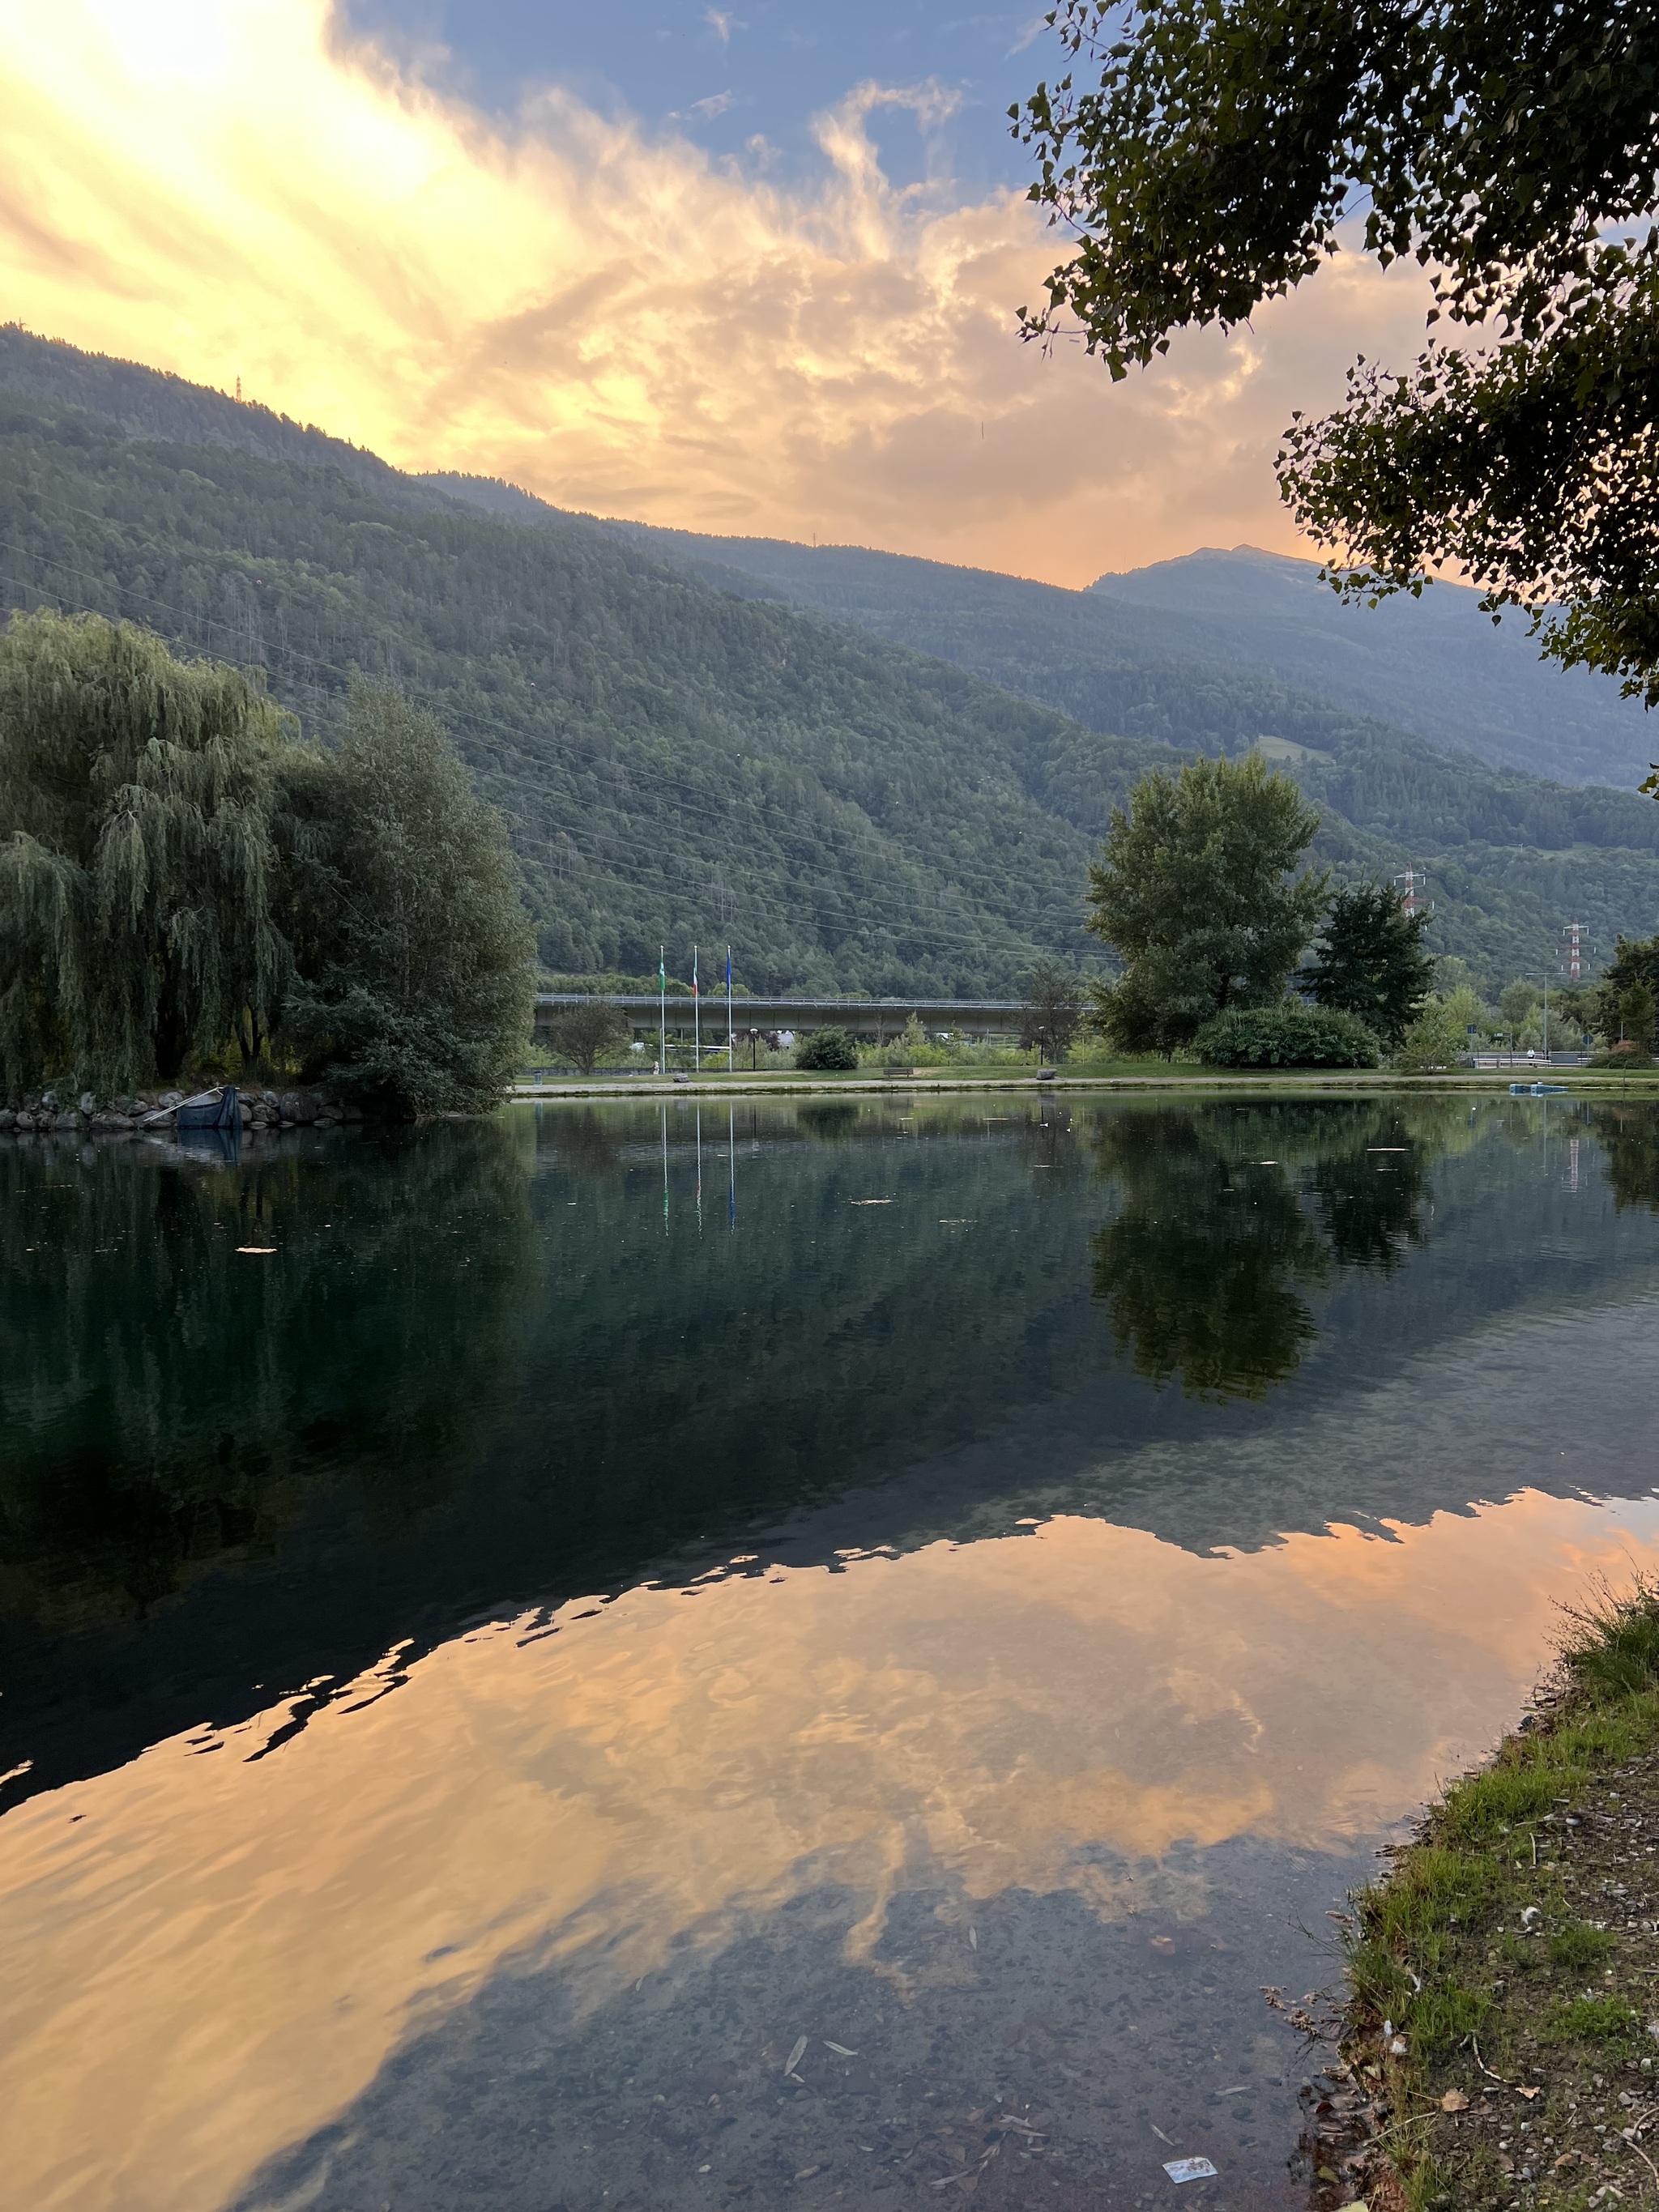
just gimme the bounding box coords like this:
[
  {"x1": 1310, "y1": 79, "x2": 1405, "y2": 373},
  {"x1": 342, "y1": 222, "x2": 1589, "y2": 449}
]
[
  {"x1": 659, "y1": 944, "x2": 666, "y2": 1076},
  {"x1": 693, "y1": 944, "x2": 701, "y2": 1072},
  {"x1": 726, "y1": 944, "x2": 733, "y2": 1067}
]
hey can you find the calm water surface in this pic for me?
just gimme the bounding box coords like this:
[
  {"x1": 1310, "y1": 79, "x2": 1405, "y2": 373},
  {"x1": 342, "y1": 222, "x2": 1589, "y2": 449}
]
[{"x1": 2, "y1": 1093, "x2": 1657, "y2": 2212}]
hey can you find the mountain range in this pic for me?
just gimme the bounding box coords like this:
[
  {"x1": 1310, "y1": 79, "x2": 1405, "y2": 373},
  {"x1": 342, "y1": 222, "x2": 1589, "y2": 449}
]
[{"x1": 2, "y1": 322, "x2": 1657, "y2": 996}]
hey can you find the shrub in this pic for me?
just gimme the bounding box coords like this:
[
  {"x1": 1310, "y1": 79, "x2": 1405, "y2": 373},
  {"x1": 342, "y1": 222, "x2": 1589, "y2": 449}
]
[
  {"x1": 795, "y1": 1027, "x2": 859, "y2": 1072},
  {"x1": 1192, "y1": 1004, "x2": 1381, "y2": 1068}
]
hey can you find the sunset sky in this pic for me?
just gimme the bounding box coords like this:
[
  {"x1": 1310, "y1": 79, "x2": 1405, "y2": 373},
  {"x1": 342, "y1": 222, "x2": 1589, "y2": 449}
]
[{"x1": 0, "y1": 0, "x2": 1438, "y2": 586}]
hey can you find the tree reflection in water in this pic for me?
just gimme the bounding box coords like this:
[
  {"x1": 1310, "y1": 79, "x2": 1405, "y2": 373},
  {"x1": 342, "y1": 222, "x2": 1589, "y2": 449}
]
[{"x1": 1090, "y1": 1102, "x2": 1447, "y2": 1401}]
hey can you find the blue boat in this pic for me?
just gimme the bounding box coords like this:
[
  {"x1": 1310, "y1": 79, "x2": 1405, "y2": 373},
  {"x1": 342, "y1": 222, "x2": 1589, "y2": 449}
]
[{"x1": 176, "y1": 1085, "x2": 240, "y2": 1131}]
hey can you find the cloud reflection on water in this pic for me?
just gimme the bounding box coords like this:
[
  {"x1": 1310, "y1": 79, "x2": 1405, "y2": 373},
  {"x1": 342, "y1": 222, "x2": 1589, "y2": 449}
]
[{"x1": 4, "y1": 1490, "x2": 1658, "y2": 2211}]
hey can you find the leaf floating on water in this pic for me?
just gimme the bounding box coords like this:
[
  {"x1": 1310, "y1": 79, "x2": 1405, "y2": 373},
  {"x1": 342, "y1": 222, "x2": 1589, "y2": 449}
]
[
  {"x1": 969, "y1": 1926, "x2": 978, "y2": 1950},
  {"x1": 824, "y1": 2040, "x2": 857, "y2": 2056},
  {"x1": 785, "y1": 2035, "x2": 808, "y2": 2077},
  {"x1": 851, "y1": 1199, "x2": 893, "y2": 1206}
]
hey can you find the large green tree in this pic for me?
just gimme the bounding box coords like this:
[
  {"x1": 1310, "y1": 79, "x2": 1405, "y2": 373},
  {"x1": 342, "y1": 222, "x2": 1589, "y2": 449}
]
[
  {"x1": 0, "y1": 610, "x2": 294, "y2": 1093},
  {"x1": 279, "y1": 683, "x2": 536, "y2": 1115},
  {"x1": 1013, "y1": 0, "x2": 1659, "y2": 746},
  {"x1": 1085, "y1": 752, "x2": 1327, "y2": 1055},
  {"x1": 1299, "y1": 881, "x2": 1435, "y2": 1045}
]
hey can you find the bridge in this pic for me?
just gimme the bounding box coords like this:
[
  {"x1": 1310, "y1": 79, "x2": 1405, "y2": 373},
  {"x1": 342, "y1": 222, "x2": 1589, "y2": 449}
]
[{"x1": 534, "y1": 994, "x2": 1027, "y2": 1042}]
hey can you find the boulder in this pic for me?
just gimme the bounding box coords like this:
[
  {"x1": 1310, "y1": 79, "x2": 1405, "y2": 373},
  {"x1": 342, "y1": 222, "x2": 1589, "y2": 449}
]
[
  {"x1": 0, "y1": 1110, "x2": 15, "y2": 1132},
  {"x1": 79, "y1": 1090, "x2": 96, "y2": 1115},
  {"x1": 159, "y1": 1090, "x2": 183, "y2": 1110}
]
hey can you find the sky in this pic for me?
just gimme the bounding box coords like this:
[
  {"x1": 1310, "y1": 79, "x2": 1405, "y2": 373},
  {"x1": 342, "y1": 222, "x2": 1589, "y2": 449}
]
[{"x1": 0, "y1": 0, "x2": 1439, "y2": 586}]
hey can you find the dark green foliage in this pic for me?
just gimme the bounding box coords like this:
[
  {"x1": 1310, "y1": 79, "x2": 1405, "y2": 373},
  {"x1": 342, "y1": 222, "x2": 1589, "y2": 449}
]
[
  {"x1": 548, "y1": 997, "x2": 629, "y2": 1075},
  {"x1": 1300, "y1": 881, "x2": 1434, "y2": 1044},
  {"x1": 1017, "y1": 957, "x2": 1085, "y2": 1057},
  {"x1": 0, "y1": 609, "x2": 296, "y2": 1093},
  {"x1": 1192, "y1": 1004, "x2": 1381, "y2": 1068},
  {"x1": 794, "y1": 1027, "x2": 859, "y2": 1072},
  {"x1": 279, "y1": 685, "x2": 535, "y2": 1115},
  {"x1": 1085, "y1": 752, "x2": 1328, "y2": 1052},
  {"x1": 1012, "y1": 0, "x2": 1659, "y2": 710},
  {"x1": 1595, "y1": 935, "x2": 1659, "y2": 1052}
]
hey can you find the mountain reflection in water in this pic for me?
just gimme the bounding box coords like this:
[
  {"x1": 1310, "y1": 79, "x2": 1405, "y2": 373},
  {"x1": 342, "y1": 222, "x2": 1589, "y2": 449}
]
[{"x1": 0, "y1": 1094, "x2": 1655, "y2": 2212}]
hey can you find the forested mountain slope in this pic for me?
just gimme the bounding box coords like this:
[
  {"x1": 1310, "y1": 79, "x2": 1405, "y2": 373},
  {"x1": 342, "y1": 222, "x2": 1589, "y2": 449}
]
[
  {"x1": 1095, "y1": 545, "x2": 1658, "y2": 790},
  {"x1": 587, "y1": 514, "x2": 1655, "y2": 791},
  {"x1": 1, "y1": 326, "x2": 1657, "y2": 993}
]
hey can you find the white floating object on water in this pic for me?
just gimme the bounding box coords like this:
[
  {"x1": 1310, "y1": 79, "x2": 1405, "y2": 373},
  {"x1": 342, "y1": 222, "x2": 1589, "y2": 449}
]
[
  {"x1": 784, "y1": 2035, "x2": 808, "y2": 2077},
  {"x1": 236, "y1": 1247, "x2": 277, "y2": 1255},
  {"x1": 825, "y1": 2041, "x2": 857, "y2": 2056},
  {"x1": 1163, "y1": 2156, "x2": 1218, "y2": 2184}
]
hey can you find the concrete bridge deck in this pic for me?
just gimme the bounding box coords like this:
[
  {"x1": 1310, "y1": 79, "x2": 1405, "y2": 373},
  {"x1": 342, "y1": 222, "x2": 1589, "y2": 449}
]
[{"x1": 534, "y1": 993, "x2": 1026, "y2": 1041}]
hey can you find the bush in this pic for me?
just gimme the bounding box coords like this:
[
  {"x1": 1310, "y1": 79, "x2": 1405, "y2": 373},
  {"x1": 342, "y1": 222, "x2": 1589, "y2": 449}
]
[
  {"x1": 1192, "y1": 1004, "x2": 1381, "y2": 1068},
  {"x1": 795, "y1": 1027, "x2": 859, "y2": 1072}
]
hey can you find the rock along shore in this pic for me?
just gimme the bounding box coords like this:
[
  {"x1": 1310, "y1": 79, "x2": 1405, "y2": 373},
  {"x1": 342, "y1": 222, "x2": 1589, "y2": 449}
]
[{"x1": 0, "y1": 1086, "x2": 358, "y2": 1138}]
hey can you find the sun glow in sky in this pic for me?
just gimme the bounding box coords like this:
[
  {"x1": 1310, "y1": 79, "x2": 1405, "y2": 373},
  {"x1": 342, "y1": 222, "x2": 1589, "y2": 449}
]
[{"x1": 0, "y1": 0, "x2": 1437, "y2": 584}]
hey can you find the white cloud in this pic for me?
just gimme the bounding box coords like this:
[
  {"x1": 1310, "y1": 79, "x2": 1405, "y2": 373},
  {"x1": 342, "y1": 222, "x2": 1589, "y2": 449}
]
[{"x1": 0, "y1": 0, "x2": 1438, "y2": 586}]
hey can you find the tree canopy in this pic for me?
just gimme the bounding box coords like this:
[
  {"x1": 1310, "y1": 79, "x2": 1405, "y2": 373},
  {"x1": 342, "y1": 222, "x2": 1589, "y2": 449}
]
[
  {"x1": 1299, "y1": 880, "x2": 1435, "y2": 1044},
  {"x1": 1013, "y1": 0, "x2": 1659, "y2": 735},
  {"x1": 0, "y1": 609, "x2": 294, "y2": 1093},
  {"x1": 279, "y1": 684, "x2": 536, "y2": 1115},
  {"x1": 1085, "y1": 752, "x2": 1327, "y2": 1054},
  {"x1": 0, "y1": 616, "x2": 535, "y2": 1110}
]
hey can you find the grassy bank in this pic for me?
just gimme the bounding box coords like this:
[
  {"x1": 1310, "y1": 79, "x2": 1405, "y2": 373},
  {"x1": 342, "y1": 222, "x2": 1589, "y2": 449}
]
[
  {"x1": 512, "y1": 1066, "x2": 1659, "y2": 1102},
  {"x1": 1341, "y1": 1583, "x2": 1659, "y2": 2211}
]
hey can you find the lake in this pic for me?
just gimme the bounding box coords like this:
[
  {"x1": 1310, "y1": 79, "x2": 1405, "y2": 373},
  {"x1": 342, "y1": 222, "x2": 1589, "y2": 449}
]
[{"x1": 2, "y1": 1092, "x2": 1657, "y2": 2212}]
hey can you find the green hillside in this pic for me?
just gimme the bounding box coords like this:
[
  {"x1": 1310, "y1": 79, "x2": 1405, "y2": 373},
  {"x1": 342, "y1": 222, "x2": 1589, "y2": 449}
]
[
  {"x1": 588, "y1": 514, "x2": 1657, "y2": 791},
  {"x1": 2, "y1": 325, "x2": 1657, "y2": 995}
]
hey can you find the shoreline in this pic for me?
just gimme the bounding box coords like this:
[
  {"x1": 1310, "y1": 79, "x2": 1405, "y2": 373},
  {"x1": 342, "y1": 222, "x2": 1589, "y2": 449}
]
[
  {"x1": 1337, "y1": 1584, "x2": 1659, "y2": 2211},
  {"x1": 512, "y1": 1068, "x2": 1659, "y2": 1103}
]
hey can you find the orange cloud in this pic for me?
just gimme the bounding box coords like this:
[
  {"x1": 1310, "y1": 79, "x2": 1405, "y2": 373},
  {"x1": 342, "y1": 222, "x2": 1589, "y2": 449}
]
[{"x1": 0, "y1": 2, "x2": 1439, "y2": 582}]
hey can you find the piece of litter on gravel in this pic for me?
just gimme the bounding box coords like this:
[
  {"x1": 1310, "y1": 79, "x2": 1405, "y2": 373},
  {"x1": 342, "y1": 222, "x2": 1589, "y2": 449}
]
[
  {"x1": 697, "y1": 2165, "x2": 711, "y2": 2174},
  {"x1": 1517, "y1": 2085, "x2": 1542, "y2": 2099},
  {"x1": 1389, "y1": 2036, "x2": 1408, "y2": 2056},
  {"x1": 1150, "y1": 2125, "x2": 1174, "y2": 2145},
  {"x1": 1441, "y1": 2089, "x2": 1470, "y2": 2112},
  {"x1": 1163, "y1": 2157, "x2": 1219, "y2": 2183},
  {"x1": 825, "y1": 2041, "x2": 857, "y2": 2056},
  {"x1": 1218, "y1": 2085, "x2": 1247, "y2": 2095},
  {"x1": 794, "y1": 2167, "x2": 820, "y2": 2181},
  {"x1": 969, "y1": 1926, "x2": 978, "y2": 1950},
  {"x1": 784, "y1": 2036, "x2": 808, "y2": 2076}
]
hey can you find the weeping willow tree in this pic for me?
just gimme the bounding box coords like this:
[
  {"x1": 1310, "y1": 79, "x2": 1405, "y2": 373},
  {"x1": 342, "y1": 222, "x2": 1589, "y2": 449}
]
[{"x1": 0, "y1": 612, "x2": 296, "y2": 1093}]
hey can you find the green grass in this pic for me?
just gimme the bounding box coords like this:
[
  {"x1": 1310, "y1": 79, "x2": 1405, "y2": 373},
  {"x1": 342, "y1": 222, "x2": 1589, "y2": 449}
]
[{"x1": 1345, "y1": 1575, "x2": 1659, "y2": 2206}]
